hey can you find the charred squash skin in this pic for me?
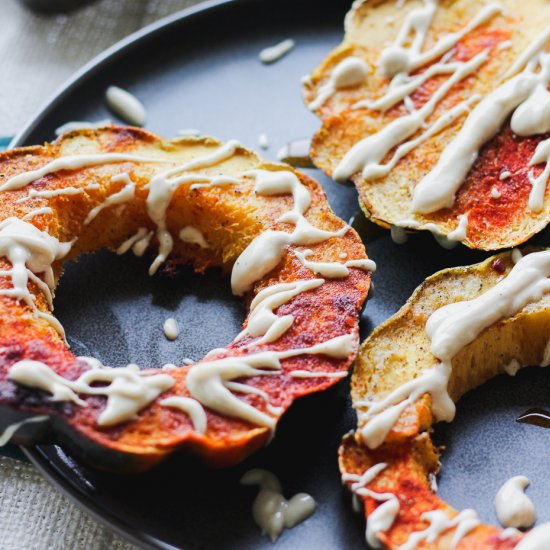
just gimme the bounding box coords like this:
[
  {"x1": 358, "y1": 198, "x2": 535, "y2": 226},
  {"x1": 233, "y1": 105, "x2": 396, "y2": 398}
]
[
  {"x1": 339, "y1": 250, "x2": 550, "y2": 548},
  {"x1": 304, "y1": 0, "x2": 550, "y2": 250},
  {"x1": 0, "y1": 126, "x2": 371, "y2": 473}
]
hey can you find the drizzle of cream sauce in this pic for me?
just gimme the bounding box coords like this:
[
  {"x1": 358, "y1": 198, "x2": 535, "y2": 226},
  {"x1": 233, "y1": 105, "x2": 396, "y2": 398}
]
[
  {"x1": 491, "y1": 186, "x2": 502, "y2": 199},
  {"x1": 342, "y1": 463, "x2": 399, "y2": 548},
  {"x1": 179, "y1": 226, "x2": 209, "y2": 249},
  {"x1": 308, "y1": 56, "x2": 369, "y2": 111},
  {"x1": 8, "y1": 360, "x2": 174, "y2": 426},
  {"x1": 235, "y1": 279, "x2": 324, "y2": 345},
  {"x1": 163, "y1": 318, "x2": 179, "y2": 340},
  {"x1": 334, "y1": 52, "x2": 487, "y2": 183},
  {"x1": 334, "y1": 2, "x2": 502, "y2": 184},
  {"x1": 160, "y1": 396, "x2": 207, "y2": 434},
  {"x1": 231, "y1": 169, "x2": 350, "y2": 295},
  {"x1": 413, "y1": 31, "x2": 550, "y2": 214},
  {"x1": 495, "y1": 476, "x2": 536, "y2": 529},
  {"x1": 399, "y1": 509, "x2": 480, "y2": 550},
  {"x1": 503, "y1": 358, "x2": 521, "y2": 376},
  {"x1": 84, "y1": 173, "x2": 135, "y2": 224},
  {"x1": 185, "y1": 334, "x2": 354, "y2": 429},
  {"x1": 294, "y1": 249, "x2": 376, "y2": 277},
  {"x1": 259, "y1": 39, "x2": 295, "y2": 64},
  {"x1": 0, "y1": 217, "x2": 71, "y2": 338},
  {"x1": 17, "y1": 183, "x2": 100, "y2": 203},
  {"x1": 527, "y1": 138, "x2": 550, "y2": 212},
  {"x1": 515, "y1": 522, "x2": 550, "y2": 549},
  {"x1": 390, "y1": 225, "x2": 408, "y2": 244},
  {"x1": 105, "y1": 86, "x2": 146, "y2": 126},
  {"x1": 0, "y1": 153, "x2": 162, "y2": 193},
  {"x1": 21, "y1": 207, "x2": 54, "y2": 220},
  {"x1": 240, "y1": 469, "x2": 315, "y2": 541},
  {"x1": 146, "y1": 140, "x2": 241, "y2": 275}
]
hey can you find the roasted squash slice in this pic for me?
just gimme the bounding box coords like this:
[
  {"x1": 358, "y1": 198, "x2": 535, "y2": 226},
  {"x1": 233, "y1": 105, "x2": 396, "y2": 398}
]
[
  {"x1": 341, "y1": 249, "x2": 550, "y2": 548},
  {"x1": 0, "y1": 126, "x2": 371, "y2": 472},
  {"x1": 304, "y1": 0, "x2": 550, "y2": 250}
]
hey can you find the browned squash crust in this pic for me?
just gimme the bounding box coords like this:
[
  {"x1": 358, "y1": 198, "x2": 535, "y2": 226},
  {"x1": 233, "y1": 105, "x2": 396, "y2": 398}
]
[
  {"x1": 304, "y1": 0, "x2": 550, "y2": 250},
  {"x1": 340, "y1": 250, "x2": 550, "y2": 547},
  {"x1": 0, "y1": 126, "x2": 371, "y2": 472}
]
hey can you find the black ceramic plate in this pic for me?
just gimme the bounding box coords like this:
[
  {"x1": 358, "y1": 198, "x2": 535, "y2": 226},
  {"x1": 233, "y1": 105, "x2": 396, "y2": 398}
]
[{"x1": 11, "y1": 0, "x2": 550, "y2": 548}]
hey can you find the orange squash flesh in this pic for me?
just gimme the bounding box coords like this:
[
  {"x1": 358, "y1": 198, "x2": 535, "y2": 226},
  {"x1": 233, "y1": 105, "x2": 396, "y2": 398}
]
[{"x1": 0, "y1": 126, "x2": 370, "y2": 472}]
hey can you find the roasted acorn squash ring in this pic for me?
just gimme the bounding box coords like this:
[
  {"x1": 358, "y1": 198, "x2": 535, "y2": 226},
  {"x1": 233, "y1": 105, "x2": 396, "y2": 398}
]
[
  {"x1": 340, "y1": 250, "x2": 550, "y2": 548},
  {"x1": 303, "y1": 0, "x2": 550, "y2": 251},
  {"x1": 0, "y1": 126, "x2": 371, "y2": 473}
]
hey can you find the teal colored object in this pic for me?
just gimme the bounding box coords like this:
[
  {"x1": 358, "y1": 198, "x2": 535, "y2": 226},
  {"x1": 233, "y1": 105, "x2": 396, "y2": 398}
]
[{"x1": 0, "y1": 136, "x2": 29, "y2": 462}]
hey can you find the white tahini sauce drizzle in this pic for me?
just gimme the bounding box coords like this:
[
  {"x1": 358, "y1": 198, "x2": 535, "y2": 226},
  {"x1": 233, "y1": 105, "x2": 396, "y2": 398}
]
[
  {"x1": 235, "y1": 279, "x2": 324, "y2": 345},
  {"x1": 17, "y1": 183, "x2": 101, "y2": 203},
  {"x1": 503, "y1": 358, "x2": 521, "y2": 376},
  {"x1": 84, "y1": 173, "x2": 135, "y2": 224},
  {"x1": 294, "y1": 249, "x2": 376, "y2": 277},
  {"x1": 179, "y1": 226, "x2": 209, "y2": 249},
  {"x1": 288, "y1": 369, "x2": 347, "y2": 379},
  {"x1": 116, "y1": 227, "x2": 150, "y2": 256},
  {"x1": 356, "y1": 249, "x2": 550, "y2": 450},
  {"x1": 259, "y1": 39, "x2": 295, "y2": 64},
  {"x1": 185, "y1": 334, "x2": 354, "y2": 429},
  {"x1": 0, "y1": 153, "x2": 161, "y2": 193},
  {"x1": 399, "y1": 509, "x2": 480, "y2": 550},
  {"x1": 231, "y1": 170, "x2": 350, "y2": 295},
  {"x1": 160, "y1": 396, "x2": 207, "y2": 434},
  {"x1": 241, "y1": 469, "x2": 315, "y2": 541},
  {"x1": 146, "y1": 140, "x2": 241, "y2": 275},
  {"x1": 390, "y1": 225, "x2": 408, "y2": 244},
  {"x1": 21, "y1": 207, "x2": 53, "y2": 220},
  {"x1": 105, "y1": 86, "x2": 146, "y2": 126},
  {"x1": 412, "y1": 29, "x2": 550, "y2": 214},
  {"x1": 0, "y1": 217, "x2": 71, "y2": 337},
  {"x1": 527, "y1": 138, "x2": 550, "y2": 212},
  {"x1": 342, "y1": 463, "x2": 400, "y2": 548},
  {"x1": 494, "y1": 476, "x2": 536, "y2": 529},
  {"x1": 308, "y1": 56, "x2": 369, "y2": 111},
  {"x1": 333, "y1": 2, "x2": 502, "y2": 184},
  {"x1": 55, "y1": 119, "x2": 112, "y2": 136},
  {"x1": 163, "y1": 318, "x2": 179, "y2": 340},
  {"x1": 0, "y1": 415, "x2": 49, "y2": 446},
  {"x1": 491, "y1": 186, "x2": 502, "y2": 199},
  {"x1": 515, "y1": 522, "x2": 550, "y2": 549},
  {"x1": 334, "y1": 52, "x2": 488, "y2": 183},
  {"x1": 393, "y1": 215, "x2": 468, "y2": 248},
  {"x1": 8, "y1": 360, "x2": 174, "y2": 426}
]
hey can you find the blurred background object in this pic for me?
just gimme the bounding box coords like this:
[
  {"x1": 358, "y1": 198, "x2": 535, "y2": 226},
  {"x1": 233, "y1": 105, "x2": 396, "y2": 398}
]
[
  {"x1": 18, "y1": 0, "x2": 99, "y2": 13},
  {"x1": 0, "y1": 0, "x2": 201, "y2": 136}
]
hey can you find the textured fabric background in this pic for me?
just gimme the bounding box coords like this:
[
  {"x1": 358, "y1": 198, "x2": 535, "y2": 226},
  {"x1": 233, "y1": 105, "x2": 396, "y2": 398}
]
[
  {"x1": 0, "y1": 1, "x2": 205, "y2": 548},
  {"x1": 1, "y1": 0, "x2": 205, "y2": 136}
]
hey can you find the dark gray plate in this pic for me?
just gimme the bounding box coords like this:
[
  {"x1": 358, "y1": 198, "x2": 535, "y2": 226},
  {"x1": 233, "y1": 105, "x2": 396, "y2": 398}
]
[{"x1": 11, "y1": 0, "x2": 550, "y2": 548}]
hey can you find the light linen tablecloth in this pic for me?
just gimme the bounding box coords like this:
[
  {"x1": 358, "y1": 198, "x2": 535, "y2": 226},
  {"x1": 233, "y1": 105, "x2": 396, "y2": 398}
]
[{"x1": 0, "y1": 1, "x2": 205, "y2": 548}]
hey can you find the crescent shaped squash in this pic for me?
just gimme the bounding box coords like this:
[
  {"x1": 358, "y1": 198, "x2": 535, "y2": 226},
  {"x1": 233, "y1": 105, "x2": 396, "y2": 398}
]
[{"x1": 304, "y1": 0, "x2": 550, "y2": 250}]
